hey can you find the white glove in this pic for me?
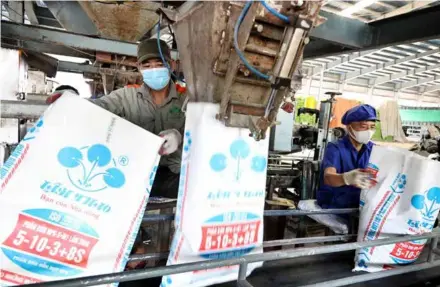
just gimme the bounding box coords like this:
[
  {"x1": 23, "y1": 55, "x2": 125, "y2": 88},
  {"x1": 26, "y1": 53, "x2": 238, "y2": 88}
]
[
  {"x1": 342, "y1": 169, "x2": 374, "y2": 189},
  {"x1": 159, "y1": 129, "x2": 182, "y2": 155}
]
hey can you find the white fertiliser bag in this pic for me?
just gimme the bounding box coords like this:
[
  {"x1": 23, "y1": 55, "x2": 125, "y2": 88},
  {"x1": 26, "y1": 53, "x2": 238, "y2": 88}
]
[
  {"x1": 0, "y1": 93, "x2": 163, "y2": 286},
  {"x1": 297, "y1": 200, "x2": 348, "y2": 234},
  {"x1": 161, "y1": 103, "x2": 269, "y2": 287},
  {"x1": 354, "y1": 145, "x2": 440, "y2": 272}
]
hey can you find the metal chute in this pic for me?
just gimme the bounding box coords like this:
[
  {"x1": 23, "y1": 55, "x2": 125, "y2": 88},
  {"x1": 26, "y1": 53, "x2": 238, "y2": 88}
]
[{"x1": 159, "y1": 1, "x2": 325, "y2": 140}]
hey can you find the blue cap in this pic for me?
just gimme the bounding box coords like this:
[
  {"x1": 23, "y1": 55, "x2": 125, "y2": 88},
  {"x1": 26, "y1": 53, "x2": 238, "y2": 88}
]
[{"x1": 341, "y1": 104, "x2": 377, "y2": 125}]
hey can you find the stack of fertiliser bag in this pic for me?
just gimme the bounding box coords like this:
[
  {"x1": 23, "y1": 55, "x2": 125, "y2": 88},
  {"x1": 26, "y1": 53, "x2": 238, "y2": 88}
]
[
  {"x1": 0, "y1": 93, "x2": 163, "y2": 286},
  {"x1": 161, "y1": 103, "x2": 269, "y2": 287},
  {"x1": 354, "y1": 145, "x2": 440, "y2": 272}
]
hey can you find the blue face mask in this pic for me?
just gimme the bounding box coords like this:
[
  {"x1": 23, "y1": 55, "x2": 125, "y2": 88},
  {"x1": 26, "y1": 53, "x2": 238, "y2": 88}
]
[{"x1": 141, "y1": 67, "x2": 170, "y2": 90}]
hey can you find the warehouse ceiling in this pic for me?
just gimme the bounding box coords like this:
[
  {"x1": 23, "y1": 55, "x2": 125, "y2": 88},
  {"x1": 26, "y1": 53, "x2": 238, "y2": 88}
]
[
  {"x1": 2, "y1": 0, "x2": 440, "y2": 54},
  {"x1": 322, "y1": 0, "x2": 440, "y2": 22},
  {"x1": 1, "y1": 0, "x2": 440, "y2": 98},
  {"x1": 303, "y1": 39, "x2": 440, "y2": 97}
]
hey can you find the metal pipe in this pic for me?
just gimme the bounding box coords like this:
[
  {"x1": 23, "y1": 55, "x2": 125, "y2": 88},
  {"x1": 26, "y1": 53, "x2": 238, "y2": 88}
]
[
  {"x1": 237, "y1": 280, "x2": 254, "y2": 287},
  {"x1": 433, "y1": 248, "x2": 440, "y2": 257},
  {"x1": 128, "y1": 253, "x2": 168, "y2": 262},
  {"x1": 263, "y1": 234, "x2": 355, "y2": 247},
  {"x1": 264, "y1": 208, "x2": 358, "y2": 216},
  {"x1": 26, "y1": 233, "x2": 440, "y2": 287},
  {"x1": 428, "y1": 237, "x2": 439, "y2": 263},
  {"x1": 238, "y1": 263, "x2": 248, "y2": 280},
  {"x1": 300, "y1": 260, "x2": 440, "y2": 287},
  {"x1": 142, "y1": 208, "x2": 359, "y2": 223},
  {"x1": 127, "y1": 234, "x2": 356, "y2": 262},
  {"x1": 317, "y1": 63, "x2": 325, "y2": 102},
  {"x1": 1, "y1": 100, "x2": 48, "y2": 119}
]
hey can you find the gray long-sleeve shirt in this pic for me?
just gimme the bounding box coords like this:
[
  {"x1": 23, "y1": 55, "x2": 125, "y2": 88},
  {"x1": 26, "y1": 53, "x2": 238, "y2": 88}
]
[{"x1": 89, "y1": 83, "x2": 186, "y2": 174}]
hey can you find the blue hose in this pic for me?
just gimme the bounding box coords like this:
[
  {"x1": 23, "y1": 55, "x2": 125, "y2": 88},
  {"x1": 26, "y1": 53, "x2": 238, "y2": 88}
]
[
  {"x1": 259, "y1": 0, "x2": 290, "y2": 23},
  {"x1": 234, "y1": 1, "x2": 270, "y2": 80},
  {"x1": 156, "y1": 23, "x2": 185, "y2": 83}
]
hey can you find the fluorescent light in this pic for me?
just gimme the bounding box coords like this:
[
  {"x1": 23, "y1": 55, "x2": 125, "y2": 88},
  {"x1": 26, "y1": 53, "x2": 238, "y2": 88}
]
[{"x1": 339, "y1": 0, "x2": 378, "y2": 16}]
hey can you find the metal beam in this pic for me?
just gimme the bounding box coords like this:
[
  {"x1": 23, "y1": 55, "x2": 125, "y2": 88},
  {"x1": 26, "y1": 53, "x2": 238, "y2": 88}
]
[
  {"x1": 1, "y1": 39, "x2": 94, "y2": 59},
  {"x1": 1, "y1": 100, "x2": 48, "y2": 119},
  {"x1": 44, "y1": 1, "x2": 98, "y2": 35},
  {"x1": 309, "y1": 10, "x2": 374, "y2": 49},
  {"x1": 1, "y1": 21, "x2": 137, "y2": 57},
  {"x1": 370, "y1": 5, "x2": 440, "y2": 47},
  {"x1": 342, "y1": 48, "x2": 440, "y2": 82},
  {"x1": 374, "y1": 63, "x2": 440, "y2": 86},
  {"x1": 304, "y1": 40, "x2": 356, "y2": 59},
  {"x1": 57, "y1": 61, "x2": 99, "y2": 74},
  {"x1": 306, "y1": 5, "x2": 440, "y2": 58},
  {"x1": 400, "y1": 75, "x2": 440, "y2": 90},
  {"x1": 57, "y1": 61, "x2": 140, "y2": 78}
]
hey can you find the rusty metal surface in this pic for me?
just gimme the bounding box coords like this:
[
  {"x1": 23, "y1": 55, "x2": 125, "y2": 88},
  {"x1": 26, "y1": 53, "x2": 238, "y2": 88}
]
[
  {"x1": 170, "y1": 2, "x2": 272, "y2": 106},
  {"x1": 230, "y1": 103, "x2": 265, "y2": 117},
  {"x1": 252, "y1": 22, "x2": 284, "y2": 41},
  {"x1": 96, "y1": 52, "x2": 138, "y2": 68},
  {"x1": 217, "y1": 2, "x2": 260, "y2": 119},
  {"x1": 166, "y1": 1, "x2": 324, "y2": 135},
  {"x1": 78, "y1": 1, "x2": 160, "y2": 42}
]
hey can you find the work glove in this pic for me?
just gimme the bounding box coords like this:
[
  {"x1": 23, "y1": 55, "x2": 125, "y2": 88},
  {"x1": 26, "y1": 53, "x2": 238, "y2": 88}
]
[
  {"x1": 342, "y1": 169, "x2": 375, "y2": 190},
  {"x1": 159, "y1": 129, "x2": 182, "y2": 155}
]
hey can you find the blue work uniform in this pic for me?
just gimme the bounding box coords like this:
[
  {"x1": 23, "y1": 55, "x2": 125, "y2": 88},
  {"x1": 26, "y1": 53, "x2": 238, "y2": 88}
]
[{"x1": 317, "y1": 135, "x2": 373, "y2": 209}]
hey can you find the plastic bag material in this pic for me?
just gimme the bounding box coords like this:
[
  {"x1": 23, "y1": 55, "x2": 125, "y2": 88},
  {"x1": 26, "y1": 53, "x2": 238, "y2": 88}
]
[
  {"x1": 161, "y1": 103, "x2": 269, "y2": 287},
  {"x1": 354, "y1": 145, "x2": 440, "y2": 272},
  {"x1": 0, "y1": 93, "x2": 163, "y2": 286},
  {"x1": 297, "y1": 200, "x2": 349, "y2": 234}
]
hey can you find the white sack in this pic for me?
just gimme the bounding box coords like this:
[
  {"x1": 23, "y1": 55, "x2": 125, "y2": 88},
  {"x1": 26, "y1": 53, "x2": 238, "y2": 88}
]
[
  {"x1": 298, "y1": 200, "x2": 349, "y2": 234},
  {"x1": 354, "y1": 145, "x2": 440, "y2": 272},
  {"x1": 0, "y1": 93, "x2": 163, "y2": 286},
  {"x1": 161, "y1": 103, "x2": 269, "y2": 287}
]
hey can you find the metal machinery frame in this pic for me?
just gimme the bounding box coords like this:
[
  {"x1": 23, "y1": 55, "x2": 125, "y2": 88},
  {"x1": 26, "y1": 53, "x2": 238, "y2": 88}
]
[
  {"x1": 22, "y1": 209, "x2": 440, "y2": 287},
  {"x1": 157, "y1": 1, "x2": 324, "y2": 140}
]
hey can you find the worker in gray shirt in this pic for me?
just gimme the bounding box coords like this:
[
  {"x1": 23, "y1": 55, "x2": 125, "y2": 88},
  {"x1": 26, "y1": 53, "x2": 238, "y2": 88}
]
[
  {"x1": 49, "y1": 38, "x2": 186, "y2": 198},
  {"x1": 89, "y1": 38, "x2": 185, "y2": 199}
]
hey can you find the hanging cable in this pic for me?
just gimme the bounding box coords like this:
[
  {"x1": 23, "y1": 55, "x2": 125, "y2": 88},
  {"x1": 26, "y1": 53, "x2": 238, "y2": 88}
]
[
  {"x1": 234, "y1": 1, "x2": 270, "y2": 80},
  {"x1": 156, "y1": 22, "x2": 186, "y2": 83},
  {"x1": 259, "y1": 0, "x2": 290, "y2": 23}
]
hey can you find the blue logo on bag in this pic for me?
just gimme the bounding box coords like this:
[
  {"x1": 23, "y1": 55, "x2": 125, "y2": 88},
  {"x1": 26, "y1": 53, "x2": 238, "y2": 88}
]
[
  {"x1": 411, "y1": 187, "x2": 440, "y2": 222},
  {"x1": 209, "y1": 138, "x2": 267, "y2": 180},
  {"x1": 57, "y1": 144, "x2": 126, "y2": 192},
  {"x1": 23, "y1": 117, "x2": 44, "y2": 141},
  {"x1": 390, "y1": 173, "x2": 407, "y2": 194},
  {"x1": 357, "y1": 251, "x2": 370, "y2": 268}
]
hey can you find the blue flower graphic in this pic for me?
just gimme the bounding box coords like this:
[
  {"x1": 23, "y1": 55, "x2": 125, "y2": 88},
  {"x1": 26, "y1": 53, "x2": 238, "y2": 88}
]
[
  {"x1": 251, "y1": 156, "x2": 267, "y2": 172},
  {"x1": 58, "y1": 144, "x2": 126, "y2": 192},
  {"x1": 411, "y1": 187, "x2": 440, "y2": 220},
  {"x1": 210, "y1": 153, "x2": 227, "y2": 172},
  {"x1": 209, "y1": 138, "x2": 266, "y2": 180}
]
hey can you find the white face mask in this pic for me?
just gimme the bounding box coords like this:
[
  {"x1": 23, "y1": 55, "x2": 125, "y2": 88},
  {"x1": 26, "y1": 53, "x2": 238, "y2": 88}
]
[{"x1": 349, "y1": 127, "x2": 375, "y2": 144}]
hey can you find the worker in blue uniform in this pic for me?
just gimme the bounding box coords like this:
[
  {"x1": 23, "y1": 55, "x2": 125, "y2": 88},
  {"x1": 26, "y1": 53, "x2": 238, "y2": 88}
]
[{"x1": 317, "y1": 104, "x2": 378, "y2": 209}]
